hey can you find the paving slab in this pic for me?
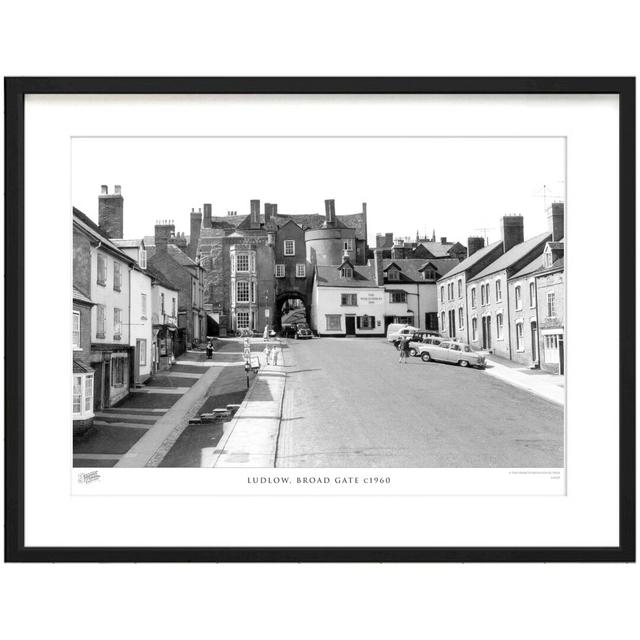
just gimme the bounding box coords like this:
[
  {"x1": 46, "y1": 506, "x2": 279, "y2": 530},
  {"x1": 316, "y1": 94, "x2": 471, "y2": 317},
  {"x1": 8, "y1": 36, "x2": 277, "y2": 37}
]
[{"x1": 116, "y1": 363, "x2": 226, "y2": 468}]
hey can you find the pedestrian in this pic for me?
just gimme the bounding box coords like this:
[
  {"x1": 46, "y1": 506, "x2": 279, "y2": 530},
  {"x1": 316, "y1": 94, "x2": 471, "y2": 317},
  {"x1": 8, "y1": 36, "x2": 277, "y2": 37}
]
[
  {"x1": 264, "y1": 344, "x2": 271, "y2": 365},
  {"x1": 206, "y1": 339, "x2": 214, "y2": 360},
  {"x1": 263, "y1": 325, "x2": 269, "y2": 341},
  {"x1": 398, "y1": 335, "x2": 410, "y2": 364}
]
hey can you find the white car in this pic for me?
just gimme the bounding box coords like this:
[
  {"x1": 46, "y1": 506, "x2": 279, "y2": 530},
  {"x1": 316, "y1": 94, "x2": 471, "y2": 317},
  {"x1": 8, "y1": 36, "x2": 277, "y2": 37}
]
[
  {"x1": 386, "y1": 324, "x2": 419, "y2": 343},
  {"x1": 416, "y1": 340, "x2": 486, "y2": 368}
]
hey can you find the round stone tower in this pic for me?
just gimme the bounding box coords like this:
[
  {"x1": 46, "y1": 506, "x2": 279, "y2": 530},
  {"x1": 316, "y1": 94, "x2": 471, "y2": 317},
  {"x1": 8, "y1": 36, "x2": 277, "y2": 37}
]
[{"x1": 305, "y1": 199, "x2": 357, "y2": 266}]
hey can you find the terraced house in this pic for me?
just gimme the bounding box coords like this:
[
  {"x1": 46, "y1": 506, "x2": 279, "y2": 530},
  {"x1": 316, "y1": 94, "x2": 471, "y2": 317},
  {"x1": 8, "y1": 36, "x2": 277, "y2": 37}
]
[
  {"x1": 466, "y1": 217, "x2": 551, "y2": 359},
  {"x1": 436, "y1": 236, "x2": 504, "y2": 343}
]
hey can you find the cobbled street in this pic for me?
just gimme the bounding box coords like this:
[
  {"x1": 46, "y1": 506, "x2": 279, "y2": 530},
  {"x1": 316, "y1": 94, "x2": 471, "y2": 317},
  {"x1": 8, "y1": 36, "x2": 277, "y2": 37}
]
[{"x1": 276, "y1": 337, "x2": 564, "y2": 468}]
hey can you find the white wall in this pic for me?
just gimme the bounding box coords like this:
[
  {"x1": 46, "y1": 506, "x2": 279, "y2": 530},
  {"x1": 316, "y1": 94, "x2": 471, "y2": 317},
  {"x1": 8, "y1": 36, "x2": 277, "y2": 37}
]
[
  {"x1": 314, "y1": 286, "x2": 386, "y2": 335},
  {"x1": 129, "y1": 269, "x2": 153, "y2": 379},
  {"x1": 90, "y1": 249, "x2": 130, "y2": 345}
]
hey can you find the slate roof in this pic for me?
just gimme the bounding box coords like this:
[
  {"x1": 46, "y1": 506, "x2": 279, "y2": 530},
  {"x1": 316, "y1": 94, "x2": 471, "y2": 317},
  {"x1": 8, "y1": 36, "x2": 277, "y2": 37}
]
[
  {"x1": 73, "y1": 360, "x2": 93, "y2": 374},
  {"x1": 469, "y1": 232, "x2": 551, "y2": 282},
  {"x1": 112, "y1": 238, "x2": 144, "y2": 249},
  {"x1": 414, "y1": 241, "x2": 456, "y2": 258},
  {"x1": 146, "y1": 243, "x2": 199, "y2": 268},
  {"x1": 73, "y1": 208, "x2": 135, "y2": 264},
  {"x1": 145, "y1": 264, "x2": 179, "y2": 291},
  {"x1": 204, "y1": 211, "x2": 366, "y2": 238},
  {"x1": 508, "y1": 254, "x2": 546, "y2": 281},
  {"x1": 73, "y1": 286, "x2": 93, "y2": 304},
  {"x1": 535, "y1": 257, "x2": 564, "y2": 275},
  {"x1": 381, "y1": 258, "x2": 460, "y2": 282},
  {"x1": 315, "y1": 265, "x2": 378, "y2": 288},
  {"x1": 440, "y1": 240, "x2": 503, "y2": 280}
]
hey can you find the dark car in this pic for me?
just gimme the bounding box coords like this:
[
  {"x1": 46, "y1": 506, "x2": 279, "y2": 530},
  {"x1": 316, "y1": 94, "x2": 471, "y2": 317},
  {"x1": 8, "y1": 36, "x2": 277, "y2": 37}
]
[{"x1": 294, "y1": 323, "x2": 313, "y2": 340}]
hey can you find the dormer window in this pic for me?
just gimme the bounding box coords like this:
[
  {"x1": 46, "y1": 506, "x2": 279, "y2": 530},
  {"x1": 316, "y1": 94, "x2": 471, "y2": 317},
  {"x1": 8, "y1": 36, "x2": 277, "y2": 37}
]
[
  {"x1": 544, "y1": 247, "x2": 553, "y2": 268},
  {"x1": 422, "y1": 269, "x2": 436, "y2": 281},
  {"x1": 387, "y1": 269, "x2": 400, "y2": 281},
  {"x1": 340, "y1": 266, "x2": 353, "y2": 278}
]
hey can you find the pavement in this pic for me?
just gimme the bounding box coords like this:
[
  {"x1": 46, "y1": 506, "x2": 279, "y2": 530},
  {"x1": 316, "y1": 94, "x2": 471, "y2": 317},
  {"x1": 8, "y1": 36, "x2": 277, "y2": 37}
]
[
  {"x1": 73, "y1": 339, "x2": 257, "y2": 468},
  {"x1": 483, "y1": 353, "x2": 565, "y2": 406},
  {"x1": 208, "y1": 339, "x2": 287, "y2": 468}
]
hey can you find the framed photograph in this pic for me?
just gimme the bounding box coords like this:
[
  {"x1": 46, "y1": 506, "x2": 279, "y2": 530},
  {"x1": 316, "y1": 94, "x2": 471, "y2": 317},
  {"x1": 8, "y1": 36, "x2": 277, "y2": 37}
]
[{"x1": 5, "y1": 77, "x2": 635, "y2": 562}]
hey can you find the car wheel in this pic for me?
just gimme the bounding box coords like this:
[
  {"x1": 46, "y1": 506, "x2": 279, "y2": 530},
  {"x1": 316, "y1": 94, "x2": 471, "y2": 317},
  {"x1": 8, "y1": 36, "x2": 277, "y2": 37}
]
[
  {"x1": 459, "y1": 359, "x2": 469, "y2": 367},
  {"x1": 421, "y1": 352, "x2": 431, "y2": 362},
  {"x1": 409, "y1": 348, "x2": 417, "y2": 357}
]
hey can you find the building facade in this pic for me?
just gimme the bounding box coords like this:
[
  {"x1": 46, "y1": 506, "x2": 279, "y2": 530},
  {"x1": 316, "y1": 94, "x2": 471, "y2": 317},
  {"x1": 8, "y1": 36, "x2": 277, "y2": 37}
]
[
  {"x1": 193, "y1": 198, "x2": 367, "y2": 334},
  {"x1": 74, "y1": 207, "x2": 136, "y2": 409},
  {"x1": 72, "y1": 220, "x2": 96, "y2": 434},
  {"x1": 437, "y1": 238, "x2": 504, "y2": 343},
  {"x1": 311, "y1": 258, "x2": 386, "y2": 336},
  {"x1": 113, "y1": 239, "x2": 153, "y2": 384}
]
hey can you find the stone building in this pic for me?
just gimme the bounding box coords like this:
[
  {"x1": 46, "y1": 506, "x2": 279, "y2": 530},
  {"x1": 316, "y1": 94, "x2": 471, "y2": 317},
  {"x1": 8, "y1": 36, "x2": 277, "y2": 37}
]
[
  {"x1": 193, "y1": 198, "x2": 368, "y2": 334},
  {"x1": 467, "y1": 219, "x2": 551, "y2": 359},
  {"x1": 436, "y1": 237, "x2": 504, "y2": 343},
  {"x1": 73, "y1": 214, "x2": 96, "y2": 435},
  {"x1": 74, "y1": 207, "x2": 137, "y2": 410},
  {"x1": 146, "y1": 221, "x2": 206, "y2": 350}
]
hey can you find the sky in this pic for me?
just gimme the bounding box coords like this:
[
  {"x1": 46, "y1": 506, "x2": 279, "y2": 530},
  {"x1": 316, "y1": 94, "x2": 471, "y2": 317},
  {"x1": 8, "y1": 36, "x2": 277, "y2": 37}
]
[{"x1": 72, "y1": 137, "x2": 565, "y2": 246}]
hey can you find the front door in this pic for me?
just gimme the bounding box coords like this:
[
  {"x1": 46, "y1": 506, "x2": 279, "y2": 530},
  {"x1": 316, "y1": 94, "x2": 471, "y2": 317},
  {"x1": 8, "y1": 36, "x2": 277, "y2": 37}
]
[
  {"x1": 531, "y1": 321, "x2": 538, "y2": 362},
  {"x1": 345, "y1": 315, "x2": 356, "y2": 335},
  {"x1": 559, "y1": 335, "x2": 564, "y2": 374},
  {"x1": 448, "y1": 309, "x2": 456, "y2": 338},
  {"x1": 135, "y1": 339, "x2": 142, "y2": 383},
  {"x1": 481, "y1": 316, "x2": 491, "y2": 349}
]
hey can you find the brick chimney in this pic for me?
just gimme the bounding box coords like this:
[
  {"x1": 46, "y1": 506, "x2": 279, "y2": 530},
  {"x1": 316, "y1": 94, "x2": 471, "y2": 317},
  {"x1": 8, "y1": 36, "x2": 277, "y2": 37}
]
[
  {"x1": 250, "y1": 199, "x2": 261, "y2": 228},
  {"x1": 324, "y1": 199, "x2": 336, "y2": 226},
  {"x1": 155, "y1": 219, "x2": 175, "y2": 253},
  {"x1": 98, "y1": 184, "x2": 124, "y2": 239},
  {"x1": 203, "y1": 203, "x2": 212, "y2": 228},
  {"x1": 501, "y1": 215, "x2": 524, "y2": 252},
  {"x1": 189, "y1": 207, "x2": 202, "y2": 258},
  {"x1": 548, "y1": 202, "x2": 565, "y2": 242},
  {"x1": 467, "y1": 236, "x2": 485, "y2": 257},
  {"x1": 374, "y1": 248, "x2": 384, "y2": 286},
  {"x1": 265, "y1": 202, "x2": 278, "y2": 226},
  {"x1": 440, "y1": 236, "x2": 447, "y2": 244}
]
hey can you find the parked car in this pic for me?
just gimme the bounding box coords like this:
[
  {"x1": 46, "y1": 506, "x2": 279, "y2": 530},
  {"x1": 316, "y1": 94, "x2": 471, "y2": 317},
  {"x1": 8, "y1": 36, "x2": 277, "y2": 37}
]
[
  {"x1": 386, "y1": 323, "x2": 419, "y2": 343},
  {"x1": 294, "y1": 323, "x2": 313, "y2": 340},
  {"x1": 407, "y1": 334, "x2": 443, "y2": 357},
  {"x1": 416, "y1": 340, "x2": 486, "y2": 368}
]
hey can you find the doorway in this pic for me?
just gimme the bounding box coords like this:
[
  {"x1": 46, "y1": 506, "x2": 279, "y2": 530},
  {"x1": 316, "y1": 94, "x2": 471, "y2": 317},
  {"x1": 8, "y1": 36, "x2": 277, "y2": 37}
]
[
  {"x1": 482, "y1": 316, "x2": 492, "y2": 350},
  {"x1": 530, "y1": 321, "x2": 538, "y2": 363},
  {"x1": 345, "y1": 315, "x2": 356, "y2": 335},
  {"x1": 559, "y1": 335, "x2": 564, "y2": 375},
  {"x1": 448, "y1": 309, "x2": 456, "y2": 338}
]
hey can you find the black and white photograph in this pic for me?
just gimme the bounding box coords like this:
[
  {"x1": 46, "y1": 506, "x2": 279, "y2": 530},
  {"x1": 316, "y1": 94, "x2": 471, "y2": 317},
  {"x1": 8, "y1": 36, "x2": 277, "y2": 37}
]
[{"x1": 72, "y1": 136, "x2": 566, "y2": 472}]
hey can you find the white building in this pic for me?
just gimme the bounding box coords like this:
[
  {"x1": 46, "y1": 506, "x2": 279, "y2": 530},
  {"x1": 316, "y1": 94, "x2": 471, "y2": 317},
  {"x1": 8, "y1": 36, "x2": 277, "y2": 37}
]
[
  {"x1": 147, "y1": 264, "x2": 180, "y2": 371},
  {"x1": 113, "y1": 239, "x2": 154, "y2": 384},
  {"x1": 73, "y1": 210, "x2": 137, "y2": 408},
  {"x1": 311, "y1": 259, "x2": 386, "y2": 336}
]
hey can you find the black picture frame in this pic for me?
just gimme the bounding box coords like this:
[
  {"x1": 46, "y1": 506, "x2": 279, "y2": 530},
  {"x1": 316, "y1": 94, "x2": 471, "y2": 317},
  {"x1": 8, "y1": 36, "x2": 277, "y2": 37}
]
[{"x1": 4, "y1": 77, "x2": 635, "y2": 563}]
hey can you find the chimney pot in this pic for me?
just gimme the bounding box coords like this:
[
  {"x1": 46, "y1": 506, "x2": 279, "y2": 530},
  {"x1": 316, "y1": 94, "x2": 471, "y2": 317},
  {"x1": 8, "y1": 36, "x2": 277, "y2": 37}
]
[
  {"x1": 324, "y1": 199, "x2": 336, "y2": 225},
  {"x1": 101, "y1": 185, "x2": 108, "y2": 195},
  {"x1": 114, "y1": 185, "x2": 121, "y2": 195}
]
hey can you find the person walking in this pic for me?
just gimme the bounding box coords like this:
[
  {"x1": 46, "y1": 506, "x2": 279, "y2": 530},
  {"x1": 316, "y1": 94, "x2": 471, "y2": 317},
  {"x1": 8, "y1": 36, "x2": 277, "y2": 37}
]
[
  {"x1": 206, "y1": 339, "x2": 214, "y2": 360},
  {"x1": 398, "y1": 335, "x2": 410, "y2": 364}
]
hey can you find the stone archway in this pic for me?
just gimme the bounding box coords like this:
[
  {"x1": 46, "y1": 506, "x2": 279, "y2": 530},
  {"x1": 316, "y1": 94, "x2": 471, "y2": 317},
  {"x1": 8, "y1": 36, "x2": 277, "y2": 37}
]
[{"x1": 274, "y1": 291, "x2": 310, "y2": 332}]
